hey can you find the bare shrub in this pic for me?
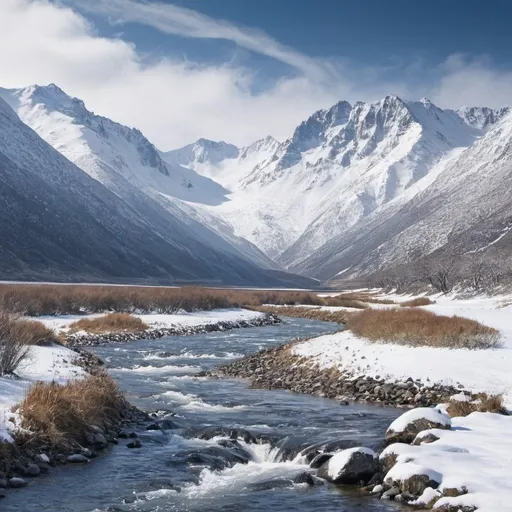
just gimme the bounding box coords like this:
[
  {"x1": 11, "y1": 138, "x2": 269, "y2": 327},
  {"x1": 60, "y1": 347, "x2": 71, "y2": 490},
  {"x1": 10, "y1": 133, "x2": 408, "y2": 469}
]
[
  {"x1": 447, "y1": 393, "x2": 507, "y2": 417},
  {"x1": 0, "y1": 313, "x2": 58, "y2": 375},
  {"x1": 69, "y1": 313, "x2": 149, "y2": 334},
  {"x1": 347, "y1": 308, "x2": 501, "y2": 349},
  {"x1": 0, "y1": 314, "x2": 30, "y2": 376},
  {"x1": 18, "y1": 373, "x2": 126, "y2": 450},
  {"x1": 400, "y1": 297, "x2": 435, "y2": 307}
]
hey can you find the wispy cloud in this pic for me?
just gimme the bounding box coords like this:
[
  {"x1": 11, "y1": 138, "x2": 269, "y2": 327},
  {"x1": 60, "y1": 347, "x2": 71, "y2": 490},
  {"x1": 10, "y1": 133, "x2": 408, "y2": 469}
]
[
  {"x1": 0, "y1": 0, "x2": 509, "y2": 149},
  {"x1": 67, "y1": 0, "x2": 337, "y2": 82}
]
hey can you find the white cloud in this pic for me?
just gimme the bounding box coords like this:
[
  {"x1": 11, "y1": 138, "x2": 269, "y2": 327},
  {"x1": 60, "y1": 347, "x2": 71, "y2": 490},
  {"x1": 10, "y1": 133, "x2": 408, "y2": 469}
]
[
  {"x1": 431, "y1": 54, "x2": 512, "y2": 109},
  {"x1": 0, "y1": 0, "x2": 510, "y2": 150},
  {"x1": 70, "y1": 0, "x2": 337, "y2": 82}
]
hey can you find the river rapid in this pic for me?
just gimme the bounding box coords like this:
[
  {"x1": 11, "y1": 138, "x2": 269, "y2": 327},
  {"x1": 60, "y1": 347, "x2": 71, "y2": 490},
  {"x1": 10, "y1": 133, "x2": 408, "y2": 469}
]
[{"x1": 4, "y1": 317, "x2": 403, "y2": 512}]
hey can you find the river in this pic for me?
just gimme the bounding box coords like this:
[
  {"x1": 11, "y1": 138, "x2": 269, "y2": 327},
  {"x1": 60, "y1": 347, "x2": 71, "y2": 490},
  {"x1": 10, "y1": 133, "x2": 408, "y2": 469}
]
[{"x1": 4, "y1": 317, "x2": 402, "y2": 512}]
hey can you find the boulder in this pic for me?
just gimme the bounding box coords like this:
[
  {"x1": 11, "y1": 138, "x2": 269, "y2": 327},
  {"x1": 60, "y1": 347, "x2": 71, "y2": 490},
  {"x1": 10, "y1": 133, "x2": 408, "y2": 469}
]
[
  {"x1": 386, "y1": 408, "x2": 451, "y2": 444},
  {"x1": 127, "y1": 440, "x2": 142, "y2": 449},
  {"x1": 317, "y1": 447, "x2": 377, "y2": 484}
]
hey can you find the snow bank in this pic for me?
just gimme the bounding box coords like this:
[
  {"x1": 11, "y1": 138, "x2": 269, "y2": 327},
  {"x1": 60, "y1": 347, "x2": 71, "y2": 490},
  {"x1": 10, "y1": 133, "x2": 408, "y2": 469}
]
[
  {"x1": 293, "y1": 294, "x2": 512, "y2": 406},
  {"x1": 0, "y1": 344, "x2": 87, "y2": 443},
  {"x1": 382, "y1": 412, "x2": 512, "y2": 511},
  {"x1": 34, "y1": 308, "x2": 266, "y2": 332}
]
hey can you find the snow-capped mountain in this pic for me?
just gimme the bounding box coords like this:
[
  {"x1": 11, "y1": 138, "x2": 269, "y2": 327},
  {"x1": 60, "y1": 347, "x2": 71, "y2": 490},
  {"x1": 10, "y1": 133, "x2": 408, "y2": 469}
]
[
  {"x1": 172, "y1": 95, "x2": 506, "y2": 267},
  {"x1": 297, "y1": 110, "x2": 512, "y2": 281},
  {"x1": 457, "y1": 106, "x2": 510, "y2": 130},
  {"x1": 0, "y1": 88, "x2": 315, "y2": 286},
  {"x1": 0, "y1": 84, "x2": 281, "y2": 273}
]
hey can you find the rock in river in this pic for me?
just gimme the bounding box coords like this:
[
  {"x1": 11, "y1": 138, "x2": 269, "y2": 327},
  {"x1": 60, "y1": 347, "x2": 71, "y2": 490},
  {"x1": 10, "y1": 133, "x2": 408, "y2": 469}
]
[{"x1": 317, "y1": 447, "x2": 377, "y2": 484}]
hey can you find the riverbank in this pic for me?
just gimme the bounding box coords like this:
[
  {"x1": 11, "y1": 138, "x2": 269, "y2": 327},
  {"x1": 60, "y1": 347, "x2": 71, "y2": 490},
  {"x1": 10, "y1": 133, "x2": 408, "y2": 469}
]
[
  {"x1": 217, "y1": 293, "x2": 512, "y2": 510},
  {"x1": 0, "y1": 343, "x2": 152, "y2": 495},
  {"x1": 0, "y1": 308, "x2": 280, "y2": 496},
  {"x1": 35, "y1": 309, "x2": 279, "y2": 346}
]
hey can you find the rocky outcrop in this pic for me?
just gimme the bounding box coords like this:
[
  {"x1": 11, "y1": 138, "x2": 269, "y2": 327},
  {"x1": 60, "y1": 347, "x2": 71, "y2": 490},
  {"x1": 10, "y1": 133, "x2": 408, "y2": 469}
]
[{"x1": 66, "y1": 314, "x2": 280, "y2": 347}]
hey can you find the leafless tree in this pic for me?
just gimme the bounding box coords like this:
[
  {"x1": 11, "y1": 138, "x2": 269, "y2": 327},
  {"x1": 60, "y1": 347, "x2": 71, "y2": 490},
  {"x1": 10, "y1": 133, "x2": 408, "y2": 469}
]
[{"x1": 421, "y1": 256, "x2": 458, "y2": 293}]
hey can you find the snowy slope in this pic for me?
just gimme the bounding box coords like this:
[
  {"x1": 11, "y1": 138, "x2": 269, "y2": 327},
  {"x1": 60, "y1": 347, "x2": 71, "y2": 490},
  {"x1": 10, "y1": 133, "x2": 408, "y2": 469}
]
[
  {"x1": 170, "y1": 96, "x2": 505, "y2": 266},
  {"x1": 296, "y1": 111, "x2": 512, "y2": 280},
  {"x1": 0, "y1": 84, "x2": 279, "y2": 272},
  {"x1": 0, "y1": 92, "x2": 311, "y2": 286}
]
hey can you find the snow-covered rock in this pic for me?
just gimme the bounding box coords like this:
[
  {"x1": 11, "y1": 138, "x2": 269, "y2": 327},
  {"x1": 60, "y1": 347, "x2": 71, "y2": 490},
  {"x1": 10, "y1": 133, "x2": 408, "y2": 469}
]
[
  {"x1": 385, "y1": 462, "x2": 442, "y2": 496},
  {"x1": 317, "y1": 447, "x2": 377, "y2": 484},
  {"x1": 386, "y1": 408, "x2": 451, "y2": 444}
]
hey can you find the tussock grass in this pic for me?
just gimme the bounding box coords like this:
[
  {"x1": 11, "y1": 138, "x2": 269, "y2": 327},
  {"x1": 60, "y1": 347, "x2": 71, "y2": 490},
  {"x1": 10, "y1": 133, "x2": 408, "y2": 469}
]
[
  {"x1": 400, "y1": 297, "x2": 435, "y2": 307},
  {"x1": 347, "y1": 308, "x2": 501, "y2": 349},
  {"x1": 321, "y1": 297, "x2": 367, "y2": 309},
  {"x1": 251, "y1": 305, "x2": 354, "y2": 324},
  {"x1": 447, "y1": 393, "x2": 507, "y2": 416},
  {"x1": 69, "y1": 313, "x2": 149, "y2": 334},
  {"x1": 18, "y1": 373, "x2": 126, "y2": 450}
]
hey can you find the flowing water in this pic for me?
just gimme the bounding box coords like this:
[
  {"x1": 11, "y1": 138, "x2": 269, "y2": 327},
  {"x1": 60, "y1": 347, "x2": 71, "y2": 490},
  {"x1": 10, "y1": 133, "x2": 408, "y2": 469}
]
[{"x1": 4, "y1": 318, "x2": 403, "y2": 512}]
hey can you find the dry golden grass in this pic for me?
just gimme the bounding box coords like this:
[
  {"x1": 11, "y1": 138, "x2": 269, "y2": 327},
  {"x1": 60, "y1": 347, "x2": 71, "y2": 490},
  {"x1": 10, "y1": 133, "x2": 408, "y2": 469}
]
[
  {"x1": 69, "y1": 313, "x2": 149, "y2": 334},
  {"x1": 400, "y1": 297, "x2": 435, "y2": 307},
  {"x1": 16, "y1": 318, "x2": 59, "y2": 345},
  {"x1": 0, "y1": 284, "x2": 335, "y2": 316},
  {"x1": 320, "y1": 296, "x2": 368, "y2": 309},
  {"x1": 447, "y1": 393, "x2": 507, "y2": 417},
  {"x1": 251, "y1": 305, "x2": 354, "y2": 324},
  {"x1": 347, "y1": 308, "x2": 501, "y2": 349},
  {"x1": 334, "y1": 291, "x2": 397, "y2": 305},
  {"x1": 18, "y1": 373, "x2": 126, "y2": 450}
]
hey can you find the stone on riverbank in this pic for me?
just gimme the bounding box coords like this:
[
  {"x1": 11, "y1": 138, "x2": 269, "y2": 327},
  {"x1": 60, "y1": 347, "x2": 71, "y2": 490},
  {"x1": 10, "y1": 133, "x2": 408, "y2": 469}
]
[
  {"x1": 217, "y1": 344, "x2": 467, "y2": 408},
  {"x1": 66, "y1": 314, "x2": 280, "y2": 348},
  {"x1": 384, "y1": 462, "x2": 442, "y2": 495},
  {"x1": 385, "y1": 408, "x2": 451, "y2": 444}
]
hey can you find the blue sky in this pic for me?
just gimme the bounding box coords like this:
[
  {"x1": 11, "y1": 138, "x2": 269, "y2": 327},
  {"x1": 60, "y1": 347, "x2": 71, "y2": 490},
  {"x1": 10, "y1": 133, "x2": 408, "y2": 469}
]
[{"x1": 0, "y1": 0, "x2": 511, "y2": 148}]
